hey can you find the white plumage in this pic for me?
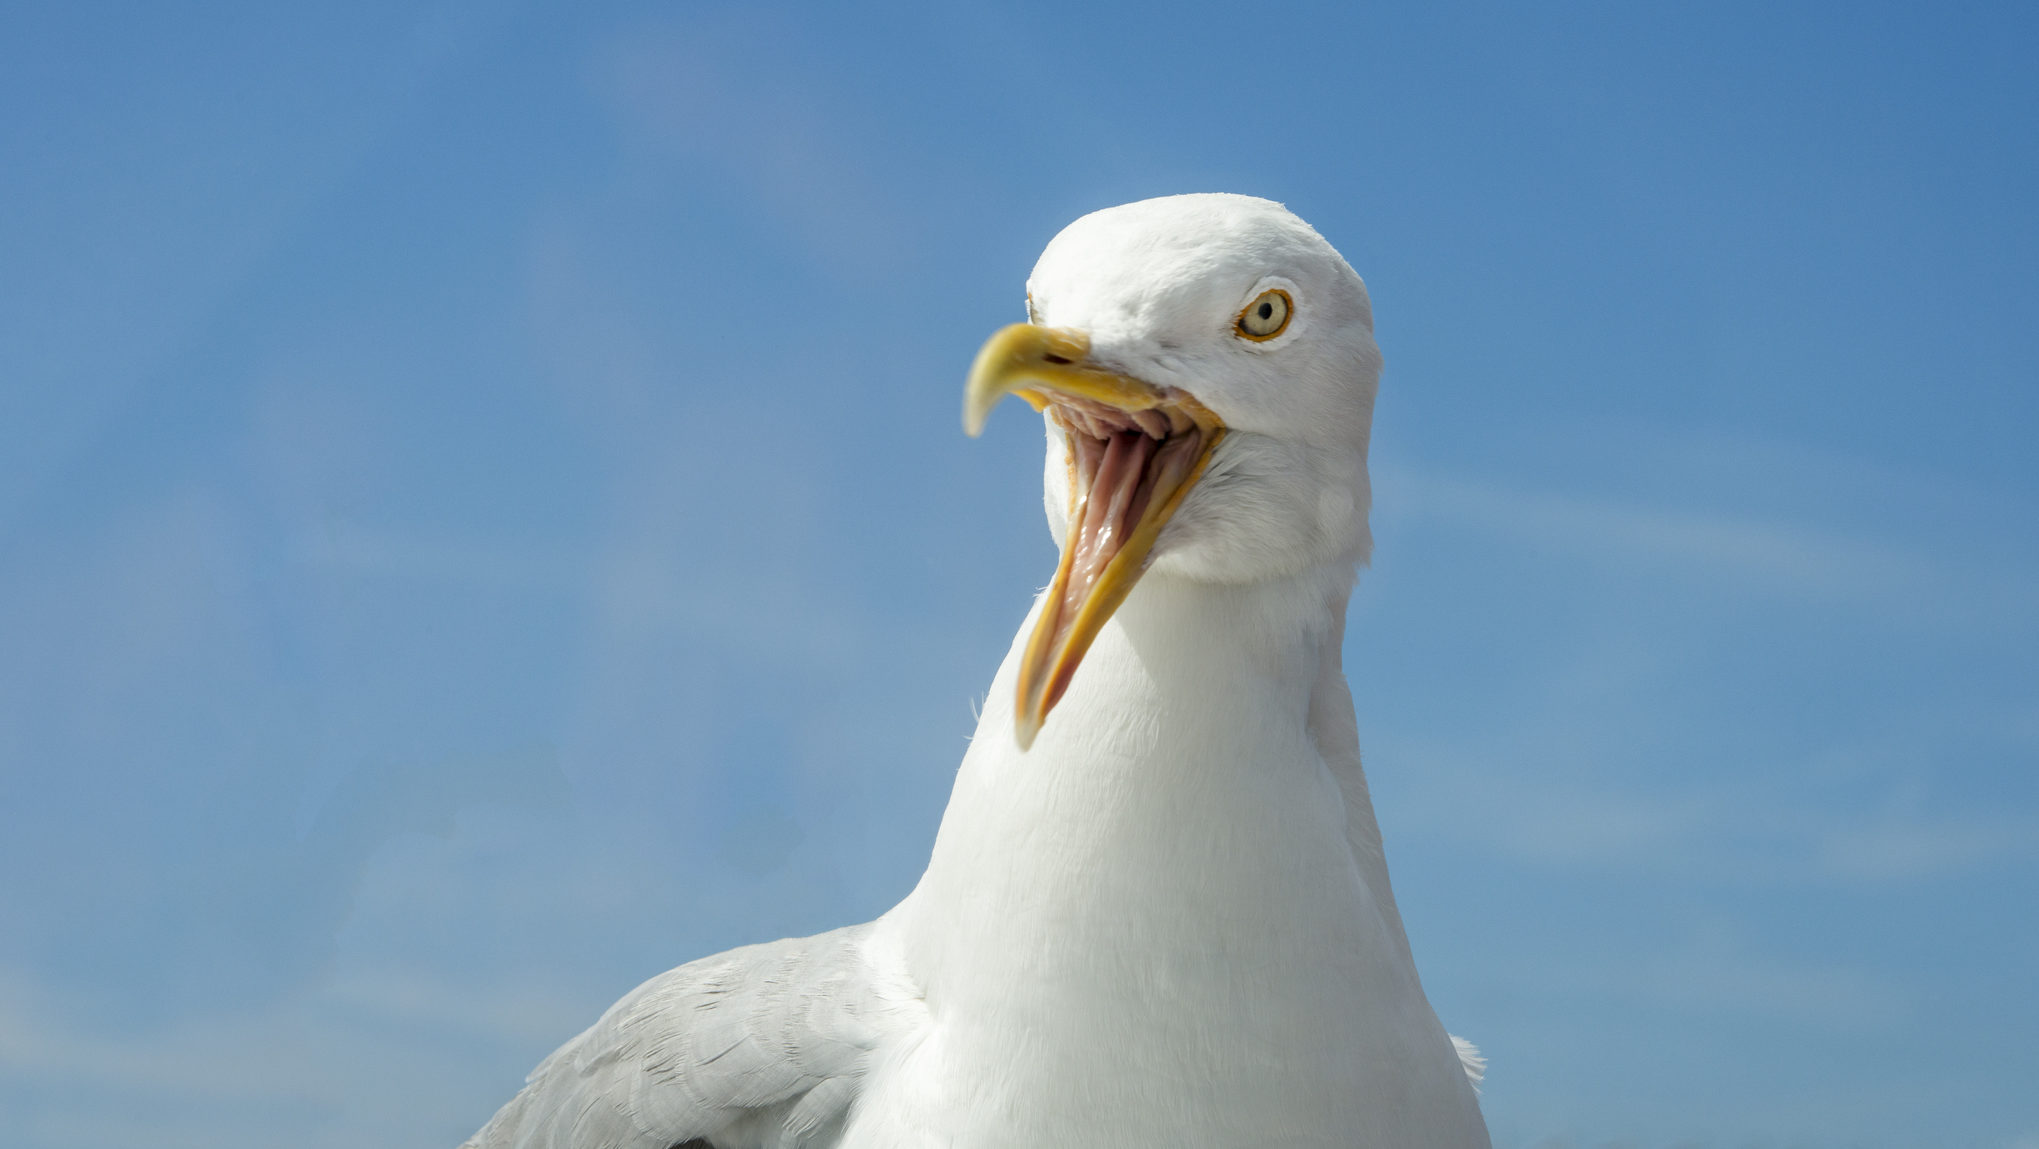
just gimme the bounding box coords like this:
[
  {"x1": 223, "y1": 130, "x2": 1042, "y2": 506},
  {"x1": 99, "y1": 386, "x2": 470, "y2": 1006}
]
[{"x1": 464, "y1": 194, "x2": 1491, "y2": 1149}]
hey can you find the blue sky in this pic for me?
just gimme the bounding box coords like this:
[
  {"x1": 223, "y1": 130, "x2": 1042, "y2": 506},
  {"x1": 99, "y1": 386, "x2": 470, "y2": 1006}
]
[{"x1": 2, "y1": 3, "x2": 2035, "y2": 1146}]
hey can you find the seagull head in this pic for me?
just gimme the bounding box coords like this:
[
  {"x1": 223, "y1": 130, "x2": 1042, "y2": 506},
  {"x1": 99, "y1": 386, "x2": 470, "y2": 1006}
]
[{"x1": 965, "y1": 193, "x2": 1381, "y2": 748}]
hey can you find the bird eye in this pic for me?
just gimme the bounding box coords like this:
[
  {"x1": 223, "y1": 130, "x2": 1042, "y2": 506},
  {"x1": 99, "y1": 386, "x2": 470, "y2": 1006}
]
[
  {"x1": 1236, "y1": 288, "x2": 1292, "y2": 340},
  {"x1": 1026, "y1": 293, "x2": 1041, "y2": 324}
]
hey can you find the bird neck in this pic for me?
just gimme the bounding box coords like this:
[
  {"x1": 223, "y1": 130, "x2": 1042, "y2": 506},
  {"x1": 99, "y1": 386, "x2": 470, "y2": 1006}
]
[
  {"x1": 867, "y1": 559, "x2": 1482, "y2": 1148},
  {"x1": 1006, "y1": 558, "x2": 1354, "y2": 784},
  {"x1": 1099, "y1": 563, "x2": 1351, "y2": 738},
  {"x1": 893, "y1": 559, "x2": 1370, "y2": 995}
]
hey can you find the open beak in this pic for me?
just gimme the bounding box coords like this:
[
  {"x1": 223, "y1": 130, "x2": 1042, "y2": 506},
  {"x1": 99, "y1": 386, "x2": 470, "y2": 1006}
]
[{"x1": 963, "y1": 323, "x2": 1226, "y2": 749}]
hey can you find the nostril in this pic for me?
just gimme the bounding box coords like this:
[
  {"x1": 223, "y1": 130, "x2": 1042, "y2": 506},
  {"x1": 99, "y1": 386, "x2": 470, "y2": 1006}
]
[{"x1": 1043, "y1": 354, "x2": 1073, "y2": 365}]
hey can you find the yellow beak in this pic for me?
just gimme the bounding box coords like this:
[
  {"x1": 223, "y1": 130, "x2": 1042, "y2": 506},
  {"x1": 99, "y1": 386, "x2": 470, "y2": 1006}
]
[{"x1": 963, "y1": 323, "x2": 1226, "y2": 749}]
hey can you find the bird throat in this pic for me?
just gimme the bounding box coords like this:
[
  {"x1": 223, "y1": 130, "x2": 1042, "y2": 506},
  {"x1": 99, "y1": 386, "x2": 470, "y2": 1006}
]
[{"x1": 1016, "y1": 407, "x2": 1216, "y2": 746}]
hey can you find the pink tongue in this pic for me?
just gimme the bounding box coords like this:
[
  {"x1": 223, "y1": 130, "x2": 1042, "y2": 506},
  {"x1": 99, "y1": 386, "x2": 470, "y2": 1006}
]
[{"x1": 1054, "y1": 431, "x2": 1157, "y2": 658}]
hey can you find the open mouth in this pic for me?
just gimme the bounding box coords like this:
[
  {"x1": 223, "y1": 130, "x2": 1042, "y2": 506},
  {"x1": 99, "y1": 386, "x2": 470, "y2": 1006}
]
[
  {"x1": 963, "y1": 324, "x2": 1226, "y2": 748},
  {"x1": 1028, "y1": 397, "x2": 1214, "y2": 726}
]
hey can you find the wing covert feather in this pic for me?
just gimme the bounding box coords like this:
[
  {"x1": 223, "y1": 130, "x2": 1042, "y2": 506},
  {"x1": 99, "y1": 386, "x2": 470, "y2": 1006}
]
[{"x1": 462, "y1": 924, "x2": 894, "y2": 1149}]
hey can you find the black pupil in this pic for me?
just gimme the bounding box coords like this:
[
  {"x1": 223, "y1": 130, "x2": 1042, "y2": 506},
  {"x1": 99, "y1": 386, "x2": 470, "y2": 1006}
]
[{"x1": 1258, "y1": 302, "x2": 1273, "y2": 320}]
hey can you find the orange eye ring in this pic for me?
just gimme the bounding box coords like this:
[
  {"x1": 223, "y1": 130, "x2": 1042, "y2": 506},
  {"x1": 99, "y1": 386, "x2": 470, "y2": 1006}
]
[{"x1": 1236, "y1": 288, "x2": 1293, "y2": 341}]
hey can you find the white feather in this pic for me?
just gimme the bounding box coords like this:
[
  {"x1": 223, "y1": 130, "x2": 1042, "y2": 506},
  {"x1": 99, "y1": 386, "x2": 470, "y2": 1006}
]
[
  {"x1": 1451, "y1": 1035, "x2": 1489, "y2": 1093},
  {"x1": 463, "y1": 194, "x2": 1490, "y2": 1149}
]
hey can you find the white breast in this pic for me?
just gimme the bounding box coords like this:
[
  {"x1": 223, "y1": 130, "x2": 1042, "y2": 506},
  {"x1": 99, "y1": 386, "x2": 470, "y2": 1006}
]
[{"x1": 842, "y1": 572, "x2": 1488, "y2": 1149}]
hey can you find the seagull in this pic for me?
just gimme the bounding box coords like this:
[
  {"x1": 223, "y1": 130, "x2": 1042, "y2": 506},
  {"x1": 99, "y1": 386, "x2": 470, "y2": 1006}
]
[{"x1": 462, "y1": 193, "x2": 1491, "y2": 1149}]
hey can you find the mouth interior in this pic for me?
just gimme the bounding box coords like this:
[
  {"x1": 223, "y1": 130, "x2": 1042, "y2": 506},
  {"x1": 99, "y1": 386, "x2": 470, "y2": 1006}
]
[{"x1": 1028, "y1": 396, "x2": 1210, "y2": 714}]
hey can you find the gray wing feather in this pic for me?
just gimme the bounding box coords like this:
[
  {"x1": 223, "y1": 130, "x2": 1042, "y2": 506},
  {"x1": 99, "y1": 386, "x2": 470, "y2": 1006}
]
[{"x1": 462, "y1": 924, "x2": 890, "y2": 1149}]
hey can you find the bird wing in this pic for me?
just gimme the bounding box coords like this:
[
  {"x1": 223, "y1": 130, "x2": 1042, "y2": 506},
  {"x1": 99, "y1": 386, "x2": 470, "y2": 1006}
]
[{"x1": 462, "y1": 924, "x2": 897, "y2": 1149}]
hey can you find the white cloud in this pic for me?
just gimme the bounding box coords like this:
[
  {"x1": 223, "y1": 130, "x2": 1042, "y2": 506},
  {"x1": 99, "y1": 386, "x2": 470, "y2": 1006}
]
[
  {"x1": 1601, "y1": 927, "x2": 1906, "y2": 1028},
  {"x1": 0, "y1": 959, "x2": 557, "y2": 1148},
  {"x1": 1816, "y1": 810, "x2": 2039, "y2": 881},
  {"x1": 1391, "y1": 737, "x2": 2037, "y2": 886},
  {"x1": 293, "y1": 522, "x2": 585, "y2": 595},
  {"x1": 1362, "y1": 443, "x2": 2039, "y2": 888},
  {"x1": 0, "y1": 809, "x2": 753, "y2": 1148},
  {"x1": 1384, "y1": 463, "x2": 2039, "y2": 633}
]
